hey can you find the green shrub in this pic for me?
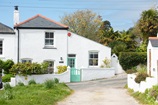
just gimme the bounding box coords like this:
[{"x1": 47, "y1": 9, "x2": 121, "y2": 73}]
[
  {"x1": 4, "y1": 83, "x2": 12, "y2": 90},
  {"x1": 135, "y1": 72, "x2": 148, "y2": 83},
  {"x1": 57, "y1": 66, "x2": 67, "y2": 74},
  {"x1": 119, "y1": 52, "x2": 147, "y2": 70},
  {"x1": 18, "y1": 82, "x2": 24, "y2": 86},
  {"x1": 148, "y1": 85, "x2": 158, "y2": 99},
  {"x1": 44, "y1": 79, "x2": 55, "y2": 89},
  {"x1": 126, "y1": 69, "x2": 137, "y2": 74},
  {"x1": 54, "y1": 78, "x2": 59, "y2": 84},
  {"x1": 28, "y1": 79, "x2": 36, "y2": 85},
  {"x1": 2, "y1": 60, "x2": 14, "y2": 74},
  {"x1": 2, "y1": 74, "x2": 14, "y2": 82},
  {"x1": 10, "y1": 62, "x2": 49, "y2": 76}
]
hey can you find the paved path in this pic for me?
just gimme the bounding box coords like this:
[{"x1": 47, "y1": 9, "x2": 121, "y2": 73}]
[{"x1": 57, "y1": 73, "x2": 140, "y2": 105}]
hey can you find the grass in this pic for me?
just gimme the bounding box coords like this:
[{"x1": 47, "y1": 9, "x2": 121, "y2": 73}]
[
  {"x1": 0, "y1": 82, "x2": 72, "y2": 105},
  {"x1": 127, "y1": 87, "x2": 158, "y2": 105}
]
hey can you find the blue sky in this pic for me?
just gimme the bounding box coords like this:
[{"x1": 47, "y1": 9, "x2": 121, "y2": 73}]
[{"x1": 0, "y1": 0, "x2": 157, "y2": 31}]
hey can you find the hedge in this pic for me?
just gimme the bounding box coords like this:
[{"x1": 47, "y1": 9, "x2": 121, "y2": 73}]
[{"x1": 119, "y1": 52, "x2": 147, "y2": 70}]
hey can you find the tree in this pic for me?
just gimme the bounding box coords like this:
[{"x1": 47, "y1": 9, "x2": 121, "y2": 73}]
[
  {"x1": 97, "y1": 20, "x2": 120, "y2": 45},
  {"x1": 60, "y1": 10, "x2": 102, "y2": 41},
  {"x1": 138, "y1": 8, "x2": 158, "y2": 42}
]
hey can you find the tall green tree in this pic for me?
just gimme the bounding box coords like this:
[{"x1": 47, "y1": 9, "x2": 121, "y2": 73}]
[
  {"x1": 138, "y1": 8, "x2": 158, "y2": 41},
  {"x1": 97, "y1": 20, "x2": 120, "y2": 45},
  {"x1": 60, "y1": 10, "x2": 102, "y2": 41}
]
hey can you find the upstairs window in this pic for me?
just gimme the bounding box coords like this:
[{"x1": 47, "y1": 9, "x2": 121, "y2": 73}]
[
  {"x1": 45, "y1": 32, "x2": 54, "y2": 46},
  {"x1": 0, "y1": 41, "x2": 2, "y2": 55},
  {"x1": 89, "y1": 52, "x2": 98, "y2": 66}
]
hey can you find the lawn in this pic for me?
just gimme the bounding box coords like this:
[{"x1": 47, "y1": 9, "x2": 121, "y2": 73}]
[{"x1": 0, "y1": 81, "x2": 72, "y2": 105}]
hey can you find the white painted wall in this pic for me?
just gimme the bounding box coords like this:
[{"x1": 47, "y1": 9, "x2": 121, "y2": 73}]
[
  {"x1": 18, "y1": 29, "x2": 68, "y2": 72},
  {"x1": 147, "y1": 41, "x2": 158, "y2": 82},
  {"x1": 0, "y1": 34, "x2": 17, "y2": 62},
  {"x1": 15, "y1": 70, "x2": 70, "y2": 85},
  {"x1": 81, "y1": 68, "x2": 115, "y2": 81},
  {"x1": 68, "y1": 33, "x2": 111, "y2": 69},
  {"x1": 127, "y1": 74, "x2": 157, "y2": 93}
]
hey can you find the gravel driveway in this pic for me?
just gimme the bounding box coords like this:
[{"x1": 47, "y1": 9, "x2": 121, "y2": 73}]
[{"x1": 57, "y1": 73, "x2": 140, "y2": 105}]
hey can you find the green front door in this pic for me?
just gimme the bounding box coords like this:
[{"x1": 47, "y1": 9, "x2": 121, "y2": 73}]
[{"x1": 68, "y1": 57, "x2": 81, "y2": 82}]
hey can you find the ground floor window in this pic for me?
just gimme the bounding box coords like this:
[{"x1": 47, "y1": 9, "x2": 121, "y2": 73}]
[
  {"x1": 21, "y1": 58, "x2": 32, "y2": 63},
  {"x1": 89, "y1": 52, "x2": 98, "y2": 66},
  {"x1": 44, "y1": 60, "x2": 54, "y2": 74}
]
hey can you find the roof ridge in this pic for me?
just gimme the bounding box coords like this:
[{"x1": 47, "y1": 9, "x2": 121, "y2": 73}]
[{"x1": 14, "y1": 14, "x2": 68, "y2": 28}]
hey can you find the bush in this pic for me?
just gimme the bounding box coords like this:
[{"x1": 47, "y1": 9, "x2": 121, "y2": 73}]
[
  {"x1": 2, "y1": 60, "x2": 14, "y2": 74},
  {"x1": 28, "y1": 79, "x2": 36, "y2": 85},
  {"x1": 4, "y1": 83, "x2": 12, "y2": 90},
  {"x1": 10, "y1": 62, "x2": 48, "y2": 76},
  {"x1": 57, "y1": 66, "x2": 67, "y2": 74},
  {"x1": 18, "y1": 82, "x2": 24, "y2": 86},
  {"x1": 135, "y1": 72, "x2": 148, "y2": 83},
  {"x1": 126, "y1": 69, "x2": 137, "y2": 74},
  {"x1": 54, "y1": 78, "x2": 59, "y2": 84},
  {"x1": 119, "y1": 52, "x2": 147, "y2": 70},
  {"x1": 44, "y1": 79, "x2": 55, "y2": 89},
  {"x1": 2, "y1": 74, "x2": 14, "y2": 82}
]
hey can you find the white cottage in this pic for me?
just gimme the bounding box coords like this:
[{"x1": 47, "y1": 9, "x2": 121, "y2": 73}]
[
  {"x1": 147, "y1": 37, "x2": 158, "y2": 81},
  {"x1": 0, "y1": 6, "x2": 111, "y2": 73}
]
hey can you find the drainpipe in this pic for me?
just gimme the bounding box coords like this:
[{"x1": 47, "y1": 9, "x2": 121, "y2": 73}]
[{"x1": 17, "y1": 28, "x2": 20, "y2": 63}]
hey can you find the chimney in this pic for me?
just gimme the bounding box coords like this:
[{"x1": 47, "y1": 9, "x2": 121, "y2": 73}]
[{"x1": 14, "y1": 6, "x2": 20, "y2": 25}]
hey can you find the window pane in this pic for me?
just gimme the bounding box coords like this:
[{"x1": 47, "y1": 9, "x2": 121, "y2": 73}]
[
  {"x1": 45, "y1": 39, "x2": 50, "y2": 45},
  {"x1": 45, "y1": 32, "x2": 49, "y2": 38},
  {"x1": 89, "y1": 54, "x2": 93, "y2": 58},
  {"x1": 0, "y1": 48, "x2": 2, "y2": 54},
  {"x1": 50, "y1": 33, "x2": 54, "y2": 38},
  {"x1": 94, "y1": 54, "x2": 98, "y2": 58},
  {"x1": 50, "y1": 40, "x2": 54, "y2": 45},
  {"x1": 89, "y1": 59, "x2": 93, "y2": 66}
]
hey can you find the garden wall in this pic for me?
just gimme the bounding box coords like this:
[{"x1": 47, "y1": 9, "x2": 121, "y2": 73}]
[
  {"x1": 81, "y1": 68, "x2": 115, "y2": 81},
  {"x1": 127, "y1": 74, "x2": 157, "y2": 93}
]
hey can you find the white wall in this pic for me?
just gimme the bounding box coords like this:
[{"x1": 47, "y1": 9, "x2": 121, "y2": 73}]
[
  {"x1": 147, "y1": 41, "x2": 158, "y2": 82},
  {"x1": 127, "y1": 74, "x2": 157, "y2": 93},
  {"x1": 81, "y1": 68, "x2": 115, "y2": 81},
  {"x1": 68, "y1": 33, "x2": 111, "y2": 69},
  {"x1": 0, "y1": 34, "x2": 17, "y2": 62},
  {"x1": 15, "y1": 70, "x2": 70, "y2": 85},
  {"x1": 18, "y1": 29, "x2": 68, "y2": 72}
]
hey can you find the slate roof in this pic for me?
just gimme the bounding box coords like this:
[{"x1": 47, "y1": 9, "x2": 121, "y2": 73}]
[
  {"x1": 14, "y1": 14, "x2": 69, "y2": 29},
  {"x1": 149, "y1": 37, "x2": 158, "y2": 47},
  {"x1": 0, "y1": 22, "x2": 15, "y2": 34}
]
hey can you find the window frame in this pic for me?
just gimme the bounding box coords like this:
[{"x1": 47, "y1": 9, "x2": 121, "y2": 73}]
[
  {"x1": 44, "y1": 32, "x2": 54, "y2": 47},
  {"x1": 89, "y1": 51, "x2": 99, "y2": 67}
]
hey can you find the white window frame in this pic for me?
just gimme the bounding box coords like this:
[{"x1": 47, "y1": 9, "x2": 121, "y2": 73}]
[
  {"x1": 21, "y1": 58, "x2": 32, "y2": 63},
  {"x1": 89, "y1": 51, "x2": 99, "y2": 67},
  {"x1": 45, "y1": 32, "x2": 54, "y2": 47}
]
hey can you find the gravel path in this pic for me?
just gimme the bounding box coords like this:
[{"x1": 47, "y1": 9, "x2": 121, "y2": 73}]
[{"x1": 57, "y1": 73, "x2": 140, "y2": 105}]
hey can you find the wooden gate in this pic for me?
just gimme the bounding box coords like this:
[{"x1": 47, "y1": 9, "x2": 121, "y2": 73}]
[{"x1": 70, "y1": 68, "x2": 81, "y2": 82}]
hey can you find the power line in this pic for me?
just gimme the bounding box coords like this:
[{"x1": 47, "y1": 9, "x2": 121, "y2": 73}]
[{"x1": 0, "y1": 5, "x2": 151, "y2": 11}]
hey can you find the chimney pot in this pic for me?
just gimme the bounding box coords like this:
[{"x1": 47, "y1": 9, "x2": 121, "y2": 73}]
[{"x1": 15, "y1": 6, "x2": 18, "y2": 10}]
